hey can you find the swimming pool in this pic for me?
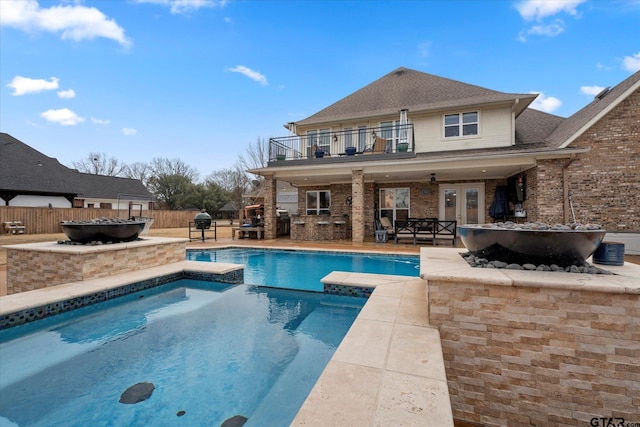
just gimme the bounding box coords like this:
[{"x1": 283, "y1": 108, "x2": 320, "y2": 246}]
[
  {"x1": 0, "y1": 279, "x2": 364, "y2": 426},
  {"x1": 187, "y1": 248, "x2": 420, "y2": 291}
]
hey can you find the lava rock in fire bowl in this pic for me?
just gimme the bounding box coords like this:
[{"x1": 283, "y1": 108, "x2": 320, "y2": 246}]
[
  {"x1": 458, "y1": 221, "x2": 606, "y2": 266},
  {"x1": 60, "y1": 217, "x2": 146, "y2": 244}
]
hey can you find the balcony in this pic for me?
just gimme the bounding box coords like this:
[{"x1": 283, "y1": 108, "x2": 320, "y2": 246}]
[{"x1": 268, "y1": 124, "x2": 414, "y2": 164}]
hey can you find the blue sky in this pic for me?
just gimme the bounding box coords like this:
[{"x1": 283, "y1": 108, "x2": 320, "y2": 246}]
[{"x1": 1, "y1": 0, "x2": 639, "y2": 179}]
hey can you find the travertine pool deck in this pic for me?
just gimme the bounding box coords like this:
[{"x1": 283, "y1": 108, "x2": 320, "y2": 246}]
[{"x1": 0, "y1": 252, "x2": 453, "y2": 427}]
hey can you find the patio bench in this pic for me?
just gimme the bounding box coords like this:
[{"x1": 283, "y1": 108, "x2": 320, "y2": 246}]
[
  {"x1": 394, "y1": 218, "x2": 457, "y2": 245},
  {"x1": 232, "y1": 226, "x2": 264, "y2": 240},
  {"x1": 3, "y1": 221, "x2": 26, "y2": 234}
]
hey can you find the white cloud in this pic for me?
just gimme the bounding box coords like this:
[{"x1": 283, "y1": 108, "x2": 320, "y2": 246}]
[
  {"x1": 529, "y1": 92, "x2": 562, "y2": 113},
  {"x1": 40, "y1": 108, "x2": 85, "y2": 126},
  {"x1": 57, "y1": 89, "x2": 76, "y2": 99},
  {"x1": 91, "y1": 117, "x2": 110, "y2": 125},
  {"x1": 227, "y1": 65, "x2": 268, "y2": 86},
  {"x1": 526, "y1": 21, "x2": 564, "y2": 37},
  {"x1": 580, "y1": 85, "x2": 606, "y2": 97},
  {"x1": 7, "y1": 76, "x2": 59, "y2": 96},
  {"x1": 596, "y1": 62, "x2": 612, "y2": 71},
  {"x1": 0, "y1": 0, "x2": 131, "y2": 47},
  {"x1": 622, "y1": 52, "x2": 640, "y2": 72},
  {"x1": 418, "y1": 41, "x2": 431, "y2": 58},
  {"x1": 134, "y1": 0, "x2": 228, "y2": 15},
  {"x1": 515, "y1": 0, "x2": 585, "y2": 21},
  {"x1": 122, "y1": 128, "x2": 138, "y2": 136},
  {"x1": 515, "y1": 0, "x2": 585, "y2": 42}
]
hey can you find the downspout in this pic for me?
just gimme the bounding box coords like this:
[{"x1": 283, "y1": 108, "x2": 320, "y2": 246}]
[
  {"x1": 563, "y1": 154, "x2": 577, "y2": 223},
  {"x1": 511, "y1": 98, "x2": 519, "y2": 146}
]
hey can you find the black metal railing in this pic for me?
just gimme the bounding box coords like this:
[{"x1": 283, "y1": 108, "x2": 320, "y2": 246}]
[{"x1": 268, "y1": 124, "x2": 414, "y2": 162}]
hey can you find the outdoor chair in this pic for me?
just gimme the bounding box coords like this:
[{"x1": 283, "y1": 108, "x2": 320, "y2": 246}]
[{"x1": 379, "y1": 217, "x2": 395, "y2": 237}]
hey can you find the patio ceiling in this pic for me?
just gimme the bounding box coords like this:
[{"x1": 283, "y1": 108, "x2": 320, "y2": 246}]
[{"x1": 263, "y1": 155, "x2": 538, "y2": 187}]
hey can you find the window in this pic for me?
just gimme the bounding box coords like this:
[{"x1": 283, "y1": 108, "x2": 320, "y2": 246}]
[
  {"x1": 379, "y1": 187, "x2": 409, "y2": 222},
  {"x1": 357, "y1": 126, "x2": 368, "y2": 152},
  {"x1": 306, "y1": 190, "x2": 331, "y2": 215},
  {"x1": 344, "y1": 127, "x2": 353, "y2": 149},
  {"x1": 306, "y1": 128, "x2": 331, "y2": 157},
  {"x1": 444, "y1": 112, "x2": 478, "y2": 138}
]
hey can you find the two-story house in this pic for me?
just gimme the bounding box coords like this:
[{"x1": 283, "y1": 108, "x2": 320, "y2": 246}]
[{"x1": 251, "y1": 67, "x2": 639, "y2": 250}]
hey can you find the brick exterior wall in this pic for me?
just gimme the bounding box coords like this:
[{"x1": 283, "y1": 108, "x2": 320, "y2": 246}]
[
  {"x1": 563, "y1": 89, "x2": 640, "y2": 231},
  {"x1": 429, "y1": 280, "x2": 639, "y2": 426},
  {"x1": 6, "y1": 239, "x2": 186, "y2": 294},
  {"x1": 264, "y1": 175, "x2": 277, "y2": 239},
  {"x1": 533, "y1": 159, "x2": 565, "y2": 224}
]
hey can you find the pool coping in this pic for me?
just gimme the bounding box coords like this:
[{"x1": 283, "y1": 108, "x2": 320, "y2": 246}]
[{"x1": 0, "y1": 257, "x2": 453, "y2": 427}]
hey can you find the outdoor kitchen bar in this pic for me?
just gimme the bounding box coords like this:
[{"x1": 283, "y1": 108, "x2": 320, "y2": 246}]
[{"x1": 290, "y1": 215, "x2": 350, "y2": 241}]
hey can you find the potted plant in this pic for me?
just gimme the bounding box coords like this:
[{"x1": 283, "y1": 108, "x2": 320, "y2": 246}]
[
  {"x1": 276, "y1": 154, "x2": 286, "y2": 161},
  {"x1": 345, "y1": 146, "x2": 356, "y2": 156},
  {"x1": 315, "y1": 149, "x2": 325, "y2": 158},
  {"x1": 397, "y1": 142, "x2": 409, "y2": 152}
]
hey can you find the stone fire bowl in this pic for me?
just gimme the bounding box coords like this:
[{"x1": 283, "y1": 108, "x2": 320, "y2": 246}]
[
  {"x1": 458, "y1": 225, "x2": 606, "y2": 266},
  {"x1": 60, "y1": 221, "x2": 146, "y2": 244}
]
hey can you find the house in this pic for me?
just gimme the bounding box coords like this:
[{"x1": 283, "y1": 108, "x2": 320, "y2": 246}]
[
  {"x1": 0, "y1": 132, "x2": 152, "y2": 211},
  {"x1": 250, "y1": 67, "x2": 639, "y2": 252}
]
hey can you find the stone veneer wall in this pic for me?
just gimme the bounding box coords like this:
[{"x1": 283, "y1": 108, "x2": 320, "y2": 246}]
[
  {"x1": 428, "y1": 279, "x2": 638, "y2": 426},
  {"x1": 6, "y1": 239, "x2": 186, "y2": 294}
]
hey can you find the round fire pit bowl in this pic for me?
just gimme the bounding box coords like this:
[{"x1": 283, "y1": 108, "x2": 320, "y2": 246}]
[
  {"x1": 60, "y1": 219, "x2": 146, "y2": 244},
  {"x1": 459, "y1": 223, "x2": 606, "y2": 266}
]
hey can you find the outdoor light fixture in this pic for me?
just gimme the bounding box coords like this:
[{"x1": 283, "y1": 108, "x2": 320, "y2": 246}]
[
  {"x1": 430, "y1": 173, "x2": 436, "y2": 183},
  {"x1": 333, "y1": 135, "x2": 338, "y2": 142},
  {"x1": 372, "y1": 131, "x2": 377, "y2": 139},
  {"x1": 37, "y1": 160, "x2": 42, "y2": 167}
]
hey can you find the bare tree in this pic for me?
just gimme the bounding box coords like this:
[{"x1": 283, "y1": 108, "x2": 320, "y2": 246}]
[
  {"x1": 237, "y1": 137, "x2": 268, "y2": 174},
  {"x1": 72, "y1": 152, "x2": 127, "y2": 176},
  {"x1": 149, "y1": 157, "x2": 199, "y2": 182},
  {"x1": 122, "y1": 162, "x2": 151, "y2": 187},
  {"x1": 206, "y1": 165, "x2": 250, "y2": 212}
]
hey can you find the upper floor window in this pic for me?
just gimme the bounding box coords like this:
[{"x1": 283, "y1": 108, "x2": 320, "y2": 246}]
[
  {"x1": 444, "y1": 112, "x2": 478, "y2": 138},
  {"x1": 306, "y1": 128, "x2": 331, "y2": 157},
  {"x1": 306, "y1": 190, "x2": 331, "y2": 215}
]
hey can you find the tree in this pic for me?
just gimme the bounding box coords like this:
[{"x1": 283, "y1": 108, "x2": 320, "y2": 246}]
[
  {"x1": 185, "y1": 181, "x2": 229, "y2": 213},
  {"x1": 122, "y1": 162, "x2": 151, "y2": 187},
  {"x1": 146, "y1": 157, "x2": 200, "y2": 210},
  {"x1": 237, "y1": 137, "x2": 268, "y2": 176},
  {"x1": 72, "y1": 152, "x2": 127, "y2": 176},
  {"x1": 206, "y1": 165, "x2": 250, "y2": 213}
]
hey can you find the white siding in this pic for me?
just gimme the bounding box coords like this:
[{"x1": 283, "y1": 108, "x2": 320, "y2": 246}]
[
  {"x1": 9, "y1": 195, "x2": 71, "y2": 208},
  {"x1": 413, "y1": 106, "x2": 513, "y2": 153}
]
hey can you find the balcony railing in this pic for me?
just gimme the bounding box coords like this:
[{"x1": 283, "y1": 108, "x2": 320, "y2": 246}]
[{"x1": 269, "y1": 124, "x2": 414, "y2": 162}]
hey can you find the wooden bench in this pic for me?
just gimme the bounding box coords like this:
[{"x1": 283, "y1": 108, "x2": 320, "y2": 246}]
[
  {"x1": 3, "y1": 221, "x2": 26, "y2": 234},
  {"x1": 394, "y1": 218, "x2": 457, "y2": 245},
  {"x1": 232, "y1": 226, "x2": 264, "y2": 240}
]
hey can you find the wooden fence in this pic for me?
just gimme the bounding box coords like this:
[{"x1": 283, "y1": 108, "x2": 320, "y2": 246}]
[{"x1": 0, "y1": 206, "x2": 204, "y2": 234}]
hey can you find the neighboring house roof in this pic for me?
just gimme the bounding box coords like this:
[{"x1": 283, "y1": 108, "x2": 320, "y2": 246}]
[
  {"x1": 0, "y1": 132, "x2": 151, "y2": 200},
  {"x1": 295, "y1": 67, "x2": 538, "y2": 127},
  {"x1": 73, "y1": 172, "x2": 151, "y2": 200},
  {"x1": 0, "y1": 132, "x2": 78, "y2": 196},
  {"x1": 219, "y1": 201, "x2": 241, "y2": 212},
  {"x1": 546, "y1": 70, "x2": 640, "y2": 148}
]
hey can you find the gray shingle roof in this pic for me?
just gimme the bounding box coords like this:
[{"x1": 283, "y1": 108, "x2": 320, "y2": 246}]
[
  {"x1": 545, "y1": 70, "x2": 640, "y2": 147},
  {"x1": 295, "y1": 67, "x2": 538, "y2": 126},
  {"x1": 0, "y1": 132, "x2": 151, "y2": 199}
]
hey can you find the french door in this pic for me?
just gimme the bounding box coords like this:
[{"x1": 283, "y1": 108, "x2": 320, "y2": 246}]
[{"x1": 438, "y1": 183, "x2": 485, "y2": 225}]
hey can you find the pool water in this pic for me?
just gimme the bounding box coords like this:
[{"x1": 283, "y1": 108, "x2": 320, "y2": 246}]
[
  {"x1": 0, "y1": 279, "x2": 365, "y2": 427},
  {"x1": 187, "y1": 248, "x2": 419, "y2": 291}
]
